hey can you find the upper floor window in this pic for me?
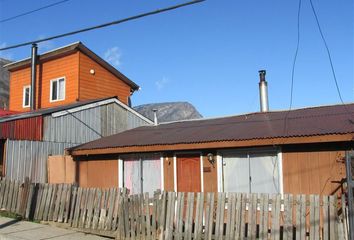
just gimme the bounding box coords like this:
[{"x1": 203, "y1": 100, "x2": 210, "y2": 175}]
[
  {"x1": 50, "y1": 77, "x2": 65, "y2": 102},
  {"x1": 23, "y1": 85, "x2": 30, "y2": 108}
]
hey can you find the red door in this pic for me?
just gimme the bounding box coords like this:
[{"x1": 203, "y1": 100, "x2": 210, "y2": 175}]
[{"x1": 177, "y1": 154, "x2": 201, "y2": 192}]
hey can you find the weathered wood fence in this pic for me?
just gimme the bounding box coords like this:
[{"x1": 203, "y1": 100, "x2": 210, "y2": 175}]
[{"x1": 0, "y1": 178, "x2": 350, "y2": 239}]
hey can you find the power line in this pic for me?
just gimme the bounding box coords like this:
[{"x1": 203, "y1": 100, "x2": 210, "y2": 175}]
[
  {"x1": 289, "y1": 0, "x2": 302, "y2": 110},
  {"x1": 0, "y1": 0, "x2": 205, "y2": 51},
  {"x1": 0, "y1": 0, "x2": 71, "y2": 24},
  {"x1": 283, "y1": 0, "x2": 302, "y2": 135},
  {"x1": 309, "y1": 0, "x2": 345, "y2": 105}
]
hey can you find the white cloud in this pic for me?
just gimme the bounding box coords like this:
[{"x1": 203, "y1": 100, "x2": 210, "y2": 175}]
[
  {"x1": 0, "y1": 42, "x2": 13, "y2": 60},
  {"x1": 155, "y1": 77, "x2": 169, "y2": 91},
  {"x1": 104, "y1": 46, "x2": 121, "y2": 67}
]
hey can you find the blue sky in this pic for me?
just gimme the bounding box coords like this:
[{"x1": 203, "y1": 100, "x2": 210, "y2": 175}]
[{"x1": 0, "y1": 0, "x2": 353, "y2": 117}]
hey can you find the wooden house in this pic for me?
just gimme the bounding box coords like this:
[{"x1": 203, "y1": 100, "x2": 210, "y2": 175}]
[
  {"x1": 5, "y1": 41, "x2": 139, "y2": 111},
  {"x1": 0, "y1": 42, "x2": 153, "y2": 182},
  {"x1": 68, "y1": 103, "x2": 354, "y2": 195}
]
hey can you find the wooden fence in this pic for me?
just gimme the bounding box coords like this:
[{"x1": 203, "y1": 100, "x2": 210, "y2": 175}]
[{"x1": 0, "y1": 178, "x2": 350, "y2": 239}]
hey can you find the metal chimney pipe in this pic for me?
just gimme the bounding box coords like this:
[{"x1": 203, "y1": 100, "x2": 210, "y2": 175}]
[
  {"x1": 30, "y1": 43, "x2": 38, "y2": 111},
  {"x1": 152, "y1": 109, "x2": 158, "y2": 126},
  {"x1": 258, "y1": 70, "x2": 269, "y2": 112}
]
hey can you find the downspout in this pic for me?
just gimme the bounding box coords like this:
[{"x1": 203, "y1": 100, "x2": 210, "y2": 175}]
[{"x1": 30, "y1": 43, "x2": 38, "y2": 110}]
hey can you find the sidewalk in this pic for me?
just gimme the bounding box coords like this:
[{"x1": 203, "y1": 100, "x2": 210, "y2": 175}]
[{"x1": 0, "y1": 217, "x2": 111, "y2": 240}]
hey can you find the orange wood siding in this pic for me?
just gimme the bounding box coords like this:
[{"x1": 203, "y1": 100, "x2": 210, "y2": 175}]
[
  {"x1": 9, "y1": 52, "x2": 79, "y2": 111},
  {"x1": 78, "y1": 159, "x2": 118, "y2": 188},
  {"x1": 163, "y1": 155, "x2": 174, "y2": 191},
  {"x1": 282, "y1": 150, "x2": 345, "y2": 195},
  {"x1": 78, "y1": 52, "x2": 131, "y2": 105},
  {"x1": 202, "y1": 155, "x2": 218, "y2": 193}
]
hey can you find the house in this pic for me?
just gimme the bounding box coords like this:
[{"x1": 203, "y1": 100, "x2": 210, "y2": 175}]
[
  {"x1": 68, "y1": 103, "x2": 354, "y2": 195},
  {"x1": 0, "y1": 42, "x2": 153, "y2": 182},
  {"x1": 4, "y1": 41, "x2": 139, "y2": 112}
]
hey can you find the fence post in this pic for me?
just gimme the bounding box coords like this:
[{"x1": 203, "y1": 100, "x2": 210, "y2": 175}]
[{"x1": 345, "y1": 151, "x2": 354, "y2": 240}]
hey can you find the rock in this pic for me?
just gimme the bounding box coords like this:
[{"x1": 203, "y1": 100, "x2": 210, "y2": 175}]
[{"x1": 134, "y1": 102, "x2": 202, "y2": 123}]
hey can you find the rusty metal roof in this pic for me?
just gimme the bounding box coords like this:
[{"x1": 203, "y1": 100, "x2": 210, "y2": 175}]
[{"x1": 70, "y1": 103, "x2": 354, "y2": 152}]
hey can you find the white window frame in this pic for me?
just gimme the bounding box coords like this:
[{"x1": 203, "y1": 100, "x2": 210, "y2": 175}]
[
  {"x1": 50, "y1": 77, "x2": 66, "y2": 102},
  {"x1": 22, "y1": 85, "x2": 31, "y2": 108}
]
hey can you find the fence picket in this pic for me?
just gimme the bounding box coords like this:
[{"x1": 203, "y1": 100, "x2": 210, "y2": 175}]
[
  {"x1": 194, "y1": 192, "x2": 204, "y2": 240},
  {"x1": 204, "y1": 192, "x2": 215, "y2": 240}
]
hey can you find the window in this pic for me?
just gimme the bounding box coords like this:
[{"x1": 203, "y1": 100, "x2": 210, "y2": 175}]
[
  {"x1": 50, "y1": 77, "x2": 65, "y2": 102},
  {"x1": 22, "y1": 85, "x2": 31, "y2": 108}
]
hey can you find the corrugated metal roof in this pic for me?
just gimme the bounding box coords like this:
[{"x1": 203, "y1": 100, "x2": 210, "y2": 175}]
[
  {"x1": 0, "y1": 109, "x2": 17, "y2": 117},
  {"x1": 4, "y1": 42, "x2": 139, "y2": 90},
  {"x1": 71, "y1": 103, "x2": 354, "y2": 152},
  {"x1": 0, "y1": 97, "x2": 115, "y2": 123}
]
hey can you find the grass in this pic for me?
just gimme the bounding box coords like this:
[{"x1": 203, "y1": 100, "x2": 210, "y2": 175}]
[{"x1": 0, "y1": 210, "x2": 22, "y2": 220}]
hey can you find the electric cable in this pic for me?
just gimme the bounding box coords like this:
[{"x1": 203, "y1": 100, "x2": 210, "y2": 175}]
[
  {"x1": 0, "y1": 0, "x2": 205, "y2": 51},
  {"x1": 0, "y1": 0, "x2": 71, "y2": 24}
]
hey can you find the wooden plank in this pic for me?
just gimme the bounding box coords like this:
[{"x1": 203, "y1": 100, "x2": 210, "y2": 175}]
[
  {"x1": 38, "y1": 184, "x2": 49, "y2": 221},
  {"x1": 314, "y1": 195, "x2": 320, "y2": 240},
  {"x1": 309, "y1": 195, "x2": 315, "y2": 239},
  {"x1": 92, "y1": 189, "x2": 102, "y2": 230},
  {"x1": 53, "y1": 184, "x2": 63, "y2": 222},
  {"x1": 111, "y1": 189, "x2": 121, "y2": 231},
  {"x1": 72, "y1": 187, "x2": 83, "y2": 228},
  {"x1": 98, "y1": 190, "x2": 108, "y2": 231},
  {"x1": 225, "y1": 193, "x2": 234, "y2": 240},
  {"x1": 105, "y1": 188, "x2": 116, "y2": 230},
  {"x1": 194, "y1": 192, "x2": 204, "y2": 240},
  {"x1": 249, "y1": 193, "x2": 257, "y2": 239},
  {"x1": 165, "y1": 192, "x2": 175, "y2": 240},
  {"x1": 144, "y1": 192, "x2": 151, "y2": 240},
  {"x1": 283, "y1": 194, "x2": 293, "y2": 240},
  {"x1": 300, "y1": 195, "x2": 306, "y2": 240},
  {"x1": 271, "y1": 194, "x2": 280, "y2": 240},
  {"x1": 25, "y1": 184, "x2": 35, "y2": 220},
  {"x1": 85, "y1": 188, "x2": 96, "y2": 228},
  {"x1": 158, "y1": 192, "x2": 167, "y2": 240},
  {"x1": 175, "y1": 192, "x2": 184, "y2": 240},
  {"x1": 79, "y1": 188, "x2": 89, "y2": 228},
  {"x1": 64, "y1": 184, "x2": 72, "y2": 223},
  {"x1": 48, "y1": 184, "x2": 58, "y2": 221},
  {"x1": 240, "y1": 193, "x2": 247, "y2": 239},
  {"x1": 259, "y1": 194, "x2": 268, "y2": 240},
  {"x1": 42, "y1": 184, "x2": 53, "y2": 221},
  {"x1": 339, "y1": 195, "x2": 346, "y2": 240},
  {"x1": 68, "y1": 186, "x2": 77, "y2": 225},
  {"x1": 6, "y1": 180, "x2": 15, "y2": 211},
  {"x1": 328, "y1": 195, "x2": 336, "y2": 240},
  {"x1": 204, "y1": 192, "x2": 214, "y2": 240},
  {"x1": 58, "y1": 184, "x2": 68, "y2": 223},
  {"x1": 184, "y1": 192, "x2": 195, "y2": 240},
  {"x1": 322, "y1": 196, "x2": 329, "y2": 240},
  {"x1": 34, "y1": 184, "x2": 43, "y2": 220},
  {"x1": 11, "y1": 181, "x2": 19, "y2": 213},
  {"x1": 0, "y1": 179, "x2": 5, "y2": 208}
]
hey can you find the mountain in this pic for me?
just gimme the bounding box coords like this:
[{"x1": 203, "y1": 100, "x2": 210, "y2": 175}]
[
  {"x1": 0, "y1": 58, "x2": 11, "y2": 109},
  {"x1": 134, "y1": 102, "x2": 203, "y2": 123}
]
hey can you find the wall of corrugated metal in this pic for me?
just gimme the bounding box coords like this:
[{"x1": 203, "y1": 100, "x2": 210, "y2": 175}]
[
  {"x1": 43, "y1": 102, "x2": 150, "y2": 144},
  {"x1": 5, "y1": 139, "x2": 76, "y2": 183},
  {"x1": 0, "y1": 117, "x2": 42, "y2": 141}
]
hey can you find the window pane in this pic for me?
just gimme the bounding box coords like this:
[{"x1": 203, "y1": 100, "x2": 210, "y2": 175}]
[
  {"x1": 58, "y1": 79, "x2": 65, "y2": 100},
  {"x1": 52, "y1": 81, "x2": 57, "y2": 100},
  {"x1": 24, "y1": 87, "x2": 30, "y2": 106}
]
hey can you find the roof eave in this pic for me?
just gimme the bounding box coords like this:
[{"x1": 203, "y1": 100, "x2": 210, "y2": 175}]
[{"x1": 69, "y1": 133, "x2": 354, "y2": 156}]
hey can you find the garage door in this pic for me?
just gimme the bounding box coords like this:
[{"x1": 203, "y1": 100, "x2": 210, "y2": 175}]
[
  {"x1": 123, "y1": 154, "x2": 161, "y2": 195},
  {"x1": 222, "y1": 150, "x2": 280, "y2": 194}
]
